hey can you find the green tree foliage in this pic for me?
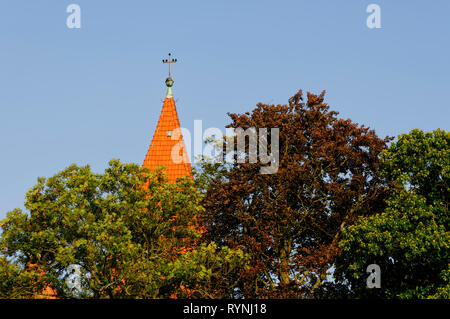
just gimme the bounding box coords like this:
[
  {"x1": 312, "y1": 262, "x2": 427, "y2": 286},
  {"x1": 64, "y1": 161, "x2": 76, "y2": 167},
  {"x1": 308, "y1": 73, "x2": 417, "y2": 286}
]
[
  {"x1": 0, "y1": 160, "x2": 247, "y2": 298},
  {"x1": 199, "y1": 90, "x2": 391, "y2": 298},
  {"x1": 336, "y1": 129, "x2": 449, "y2": 298}
]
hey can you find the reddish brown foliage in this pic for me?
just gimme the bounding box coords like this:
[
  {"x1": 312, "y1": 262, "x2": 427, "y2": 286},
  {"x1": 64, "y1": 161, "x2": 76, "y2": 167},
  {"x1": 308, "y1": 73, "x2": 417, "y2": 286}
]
[{"x1": 202, "y1": 90, "x2": 392, "y2": 298}]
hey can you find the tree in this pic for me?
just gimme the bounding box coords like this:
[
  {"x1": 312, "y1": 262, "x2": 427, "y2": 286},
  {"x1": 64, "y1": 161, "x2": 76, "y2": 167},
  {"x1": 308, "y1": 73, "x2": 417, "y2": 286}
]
[
  {"x1": 199, "y1": 90, "x2": 391, "y2": 298},
  {"x1": 335, "y1": 129, "x2": 449, "y2": 298},
  {"x1": 0, "y1": 160, "x2": 247, "y2": 298}
]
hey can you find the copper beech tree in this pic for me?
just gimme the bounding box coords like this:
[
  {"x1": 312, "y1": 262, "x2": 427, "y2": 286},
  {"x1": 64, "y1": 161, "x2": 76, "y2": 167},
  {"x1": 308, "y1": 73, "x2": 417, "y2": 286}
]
[{"x1": 199, "y1": 90, "x2": 392, "y2": 298}]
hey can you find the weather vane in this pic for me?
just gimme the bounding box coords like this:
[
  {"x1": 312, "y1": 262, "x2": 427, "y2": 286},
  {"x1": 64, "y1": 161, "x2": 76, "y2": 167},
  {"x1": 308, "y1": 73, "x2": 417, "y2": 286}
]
[{"x1": 162, "y1": 53, "x2": 177, "y2": 77}]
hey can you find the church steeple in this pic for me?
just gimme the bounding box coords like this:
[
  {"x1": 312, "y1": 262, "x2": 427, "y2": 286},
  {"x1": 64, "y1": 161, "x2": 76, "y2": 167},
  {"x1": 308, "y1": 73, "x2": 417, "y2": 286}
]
[{"x1": 142, "y1": 54, "x2": 191, "y2": 183}]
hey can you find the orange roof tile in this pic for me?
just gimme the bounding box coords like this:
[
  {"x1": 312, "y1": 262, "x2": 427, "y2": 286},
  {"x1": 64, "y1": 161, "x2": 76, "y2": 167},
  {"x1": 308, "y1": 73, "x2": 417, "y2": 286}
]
[{"x1": 142, "y1": 94, "x2": 191, "y2": 183}]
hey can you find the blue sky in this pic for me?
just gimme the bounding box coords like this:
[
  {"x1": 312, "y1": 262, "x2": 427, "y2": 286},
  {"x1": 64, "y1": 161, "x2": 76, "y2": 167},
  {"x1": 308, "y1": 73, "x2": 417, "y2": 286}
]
[{"x1": 0, "y1": 0, "x2": 449, "y2": 220}]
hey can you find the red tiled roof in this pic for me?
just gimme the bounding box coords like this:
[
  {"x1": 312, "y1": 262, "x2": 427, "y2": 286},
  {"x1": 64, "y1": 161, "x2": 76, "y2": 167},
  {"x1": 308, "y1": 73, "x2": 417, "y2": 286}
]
[{"x1": 142, "y1": 95, "x2": 191, "y2": 183}]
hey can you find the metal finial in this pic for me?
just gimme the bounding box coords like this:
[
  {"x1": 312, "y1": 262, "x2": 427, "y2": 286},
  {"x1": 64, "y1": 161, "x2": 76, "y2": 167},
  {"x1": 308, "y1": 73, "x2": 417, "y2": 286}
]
[
  {"x1": 162, "y1": 53, "x2": 177, "y2": 78},
  {"x1": 162, "y1": 53, "x2": 177, "y2": 97}
]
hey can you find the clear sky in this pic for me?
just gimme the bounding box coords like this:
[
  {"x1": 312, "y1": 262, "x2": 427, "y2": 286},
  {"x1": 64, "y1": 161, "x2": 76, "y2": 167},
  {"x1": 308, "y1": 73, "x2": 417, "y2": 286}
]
[{"x1": 0, "y1": 0, "x2": 449, "y2": 220}]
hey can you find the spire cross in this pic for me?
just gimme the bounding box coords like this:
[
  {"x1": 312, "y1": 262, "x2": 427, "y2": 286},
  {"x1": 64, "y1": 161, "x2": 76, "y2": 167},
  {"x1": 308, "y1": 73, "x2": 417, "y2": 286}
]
[{"x1": 162, "y1": 53, "x2": 177, "y2": 77}]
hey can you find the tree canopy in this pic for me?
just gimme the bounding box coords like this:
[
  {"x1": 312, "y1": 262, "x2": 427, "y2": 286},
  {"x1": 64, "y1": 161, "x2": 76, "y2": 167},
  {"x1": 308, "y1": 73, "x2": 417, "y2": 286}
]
[
  {"x1": 1, "y1": 91, "x2": 448, "y2": 300},
  {"x1": 0, "y1": 160, "x2": 247, "y2": 298},
  {"x1": 199, "y1": 90, "x2": 392, "y2": 298},
  {"x1": 335, "y1": 129, "x2": 449, "y2": 298}
]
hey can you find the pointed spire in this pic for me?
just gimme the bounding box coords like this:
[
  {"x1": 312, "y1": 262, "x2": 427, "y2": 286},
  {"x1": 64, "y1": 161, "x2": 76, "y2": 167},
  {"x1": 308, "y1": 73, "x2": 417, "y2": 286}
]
[{"x1": 142, "y1": 54, "x2": 191, "y2": 183}]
